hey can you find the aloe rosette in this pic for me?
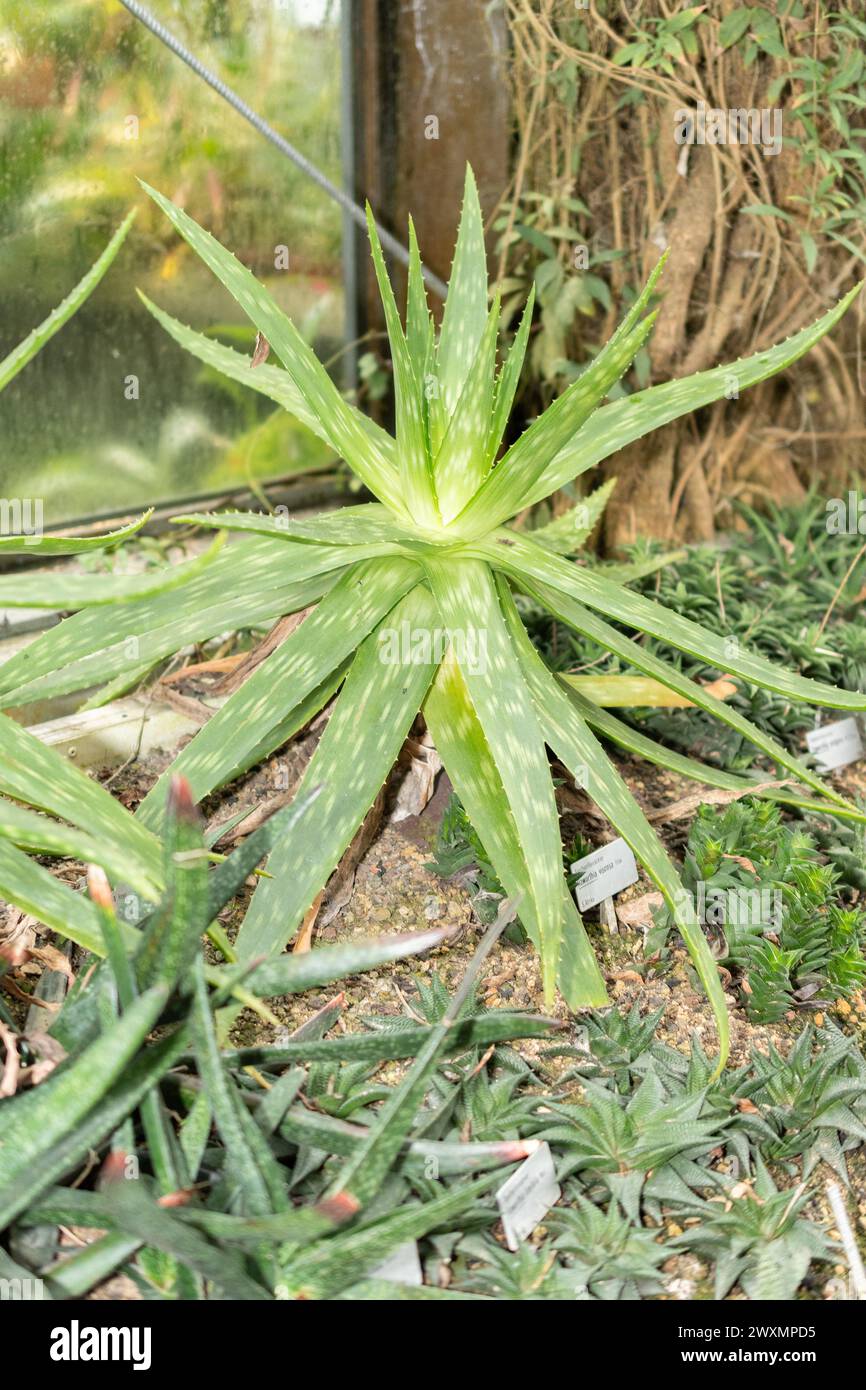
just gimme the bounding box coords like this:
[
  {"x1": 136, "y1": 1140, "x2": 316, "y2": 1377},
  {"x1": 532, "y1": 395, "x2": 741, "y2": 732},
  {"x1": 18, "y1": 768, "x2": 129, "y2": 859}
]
[{"x1": 2, "y1": 169, "x2": 864, "y2": 1070}]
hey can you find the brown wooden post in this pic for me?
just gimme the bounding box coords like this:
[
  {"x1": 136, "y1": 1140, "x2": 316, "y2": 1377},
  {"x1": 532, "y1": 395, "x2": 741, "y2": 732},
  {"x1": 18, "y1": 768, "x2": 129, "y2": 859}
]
[{"x1": 349, "y1": 0, "x2": 510, "y2": 334}]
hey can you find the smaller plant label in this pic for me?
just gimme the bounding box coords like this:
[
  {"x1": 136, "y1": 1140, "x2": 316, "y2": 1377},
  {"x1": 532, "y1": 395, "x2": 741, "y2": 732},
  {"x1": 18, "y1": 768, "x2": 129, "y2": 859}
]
[
  {"x1": 370, "y1": 1240, "x2": 423, "y2": 1286},
  {"x1": 571, "y1": 837, "x2": 639, "y2": 912},
  {"x1": 496, "y1": 1141, "x2": 561, "y2": 1251},
  {"x1": 805, "y1": 716, "x2": 864, "y2": 773}
]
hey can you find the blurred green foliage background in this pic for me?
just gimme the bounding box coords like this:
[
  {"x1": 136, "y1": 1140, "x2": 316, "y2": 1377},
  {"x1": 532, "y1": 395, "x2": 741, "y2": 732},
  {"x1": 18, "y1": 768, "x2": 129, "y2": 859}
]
[{"x1": 0, "y1": 0, "x2": 343, "y2": 523}]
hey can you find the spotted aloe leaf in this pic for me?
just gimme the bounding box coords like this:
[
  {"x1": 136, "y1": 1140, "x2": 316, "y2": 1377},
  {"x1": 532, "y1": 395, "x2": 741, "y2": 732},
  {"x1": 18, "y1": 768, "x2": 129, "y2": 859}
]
[
  {"x1": 435, "y1": 294, "x2": 501, "y2": 522},
  {"x1": 0, "y1": 534, "x2": 223, "y2": 608},
  {"x1": 0, "y1": 211, "x2": 135, "y2": 395},
  {"x1": 422, "y1": 648, "x2": 607, "y2": 1010},
  {"x1": 233, "y1": 581, "x2": 439, "y2": 962},
  {"x1": 138, "y1": 180, "x2": 405, "y2": 515},
  {"x1": 0, "y1": 712, "x2": 161, "y2": 890},
  {"x1": 137, "y1": 557, "x2": 422, "y2": 825},
  {"x1": 423, "y1": 556, "x2": 564, "y2": 1001},
  {"x1": 498, "y1": 578, "x2": 730, "y2": 1073},
  {"x1": 436, "y1": 165, "x2": 489, "y2": 415},
  {"x1": 5, "y1": 170, "x2": 863, "y2": 1071},
  {"x1": 523, "y1": 278, "x2": 863, "y2": 508},
  {"x1": 366, "y1": 205, "x2": 437, "y2": 525},
  {"x1": 530, "y1": 477, "x2": 617, "y2": 555}
]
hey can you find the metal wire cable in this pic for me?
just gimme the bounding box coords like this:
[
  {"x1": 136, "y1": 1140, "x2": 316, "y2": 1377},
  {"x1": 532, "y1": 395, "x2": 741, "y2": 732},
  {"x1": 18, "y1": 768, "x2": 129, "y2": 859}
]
[{"x1": 117, "y1": 0, "x2": 448, "y2": 298}]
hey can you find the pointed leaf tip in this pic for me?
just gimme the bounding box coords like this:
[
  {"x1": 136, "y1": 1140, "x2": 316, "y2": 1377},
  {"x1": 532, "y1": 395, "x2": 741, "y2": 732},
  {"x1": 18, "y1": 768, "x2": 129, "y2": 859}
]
[
  {"x1": 167, "y1": 774, "x2": 199, "y2": 824},
  {"x1": 86, "y1": 864, "x2": 114, "y2": 910}
]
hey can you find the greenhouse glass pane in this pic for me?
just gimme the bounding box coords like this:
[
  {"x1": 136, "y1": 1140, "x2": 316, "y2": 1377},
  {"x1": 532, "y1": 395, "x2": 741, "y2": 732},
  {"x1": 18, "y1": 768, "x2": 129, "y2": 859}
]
[{"x1": 0, "y1": 0, "x2": 344, "y2": 527}]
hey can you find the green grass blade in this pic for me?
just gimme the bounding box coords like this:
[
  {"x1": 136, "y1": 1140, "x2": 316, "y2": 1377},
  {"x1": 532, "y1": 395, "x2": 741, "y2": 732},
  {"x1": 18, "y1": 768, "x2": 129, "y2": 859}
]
[
  {"x1": 423, "y1": 557, "x2": 565, "y2": 1002},
  {"x1": 137, "y1": 557, "x2": 421, "y2": 826},
  {"x1": 140, "y1": 180, "x2": 405, "y2": 514},
  {"x1": 423, "y1": 648, "x2": 606, "y2": 1009},
  {"x1": 366, "y1": 205, "x2": 437, "y2": 524},
  {"x1": 499, "y1": 580, "x2": 729, "y2": 1072},
  {"x1": 0, "y1": 211, "x2": 135, "y2": 392},
  {"x1": 234, "y1": 583, "x2": 439, "y2": 962},
  {"x1": 437, "y1": 165, "x2": 489, "y2": 414},
  {"x1": 434, "y1": 294, "x2": 501, "y2": 522},
  {"x1": 525, "y1": 281, "x2": 863, "y2": 507}
]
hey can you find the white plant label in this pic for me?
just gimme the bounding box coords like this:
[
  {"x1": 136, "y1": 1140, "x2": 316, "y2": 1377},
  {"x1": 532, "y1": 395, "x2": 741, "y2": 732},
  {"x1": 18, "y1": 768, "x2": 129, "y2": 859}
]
[
  {"x1": 496, "y1": 1142, "x2": 561, "y2": 1251},
  {"x1": 806, "y1": 717, "x2": 863, "y2": 773},
  {"x1": 370, "y1": 1240, "x2": 423, "y2": 1287},
  {"x1": 571, "y1": 836, "x2": 639, "y2": 913}
]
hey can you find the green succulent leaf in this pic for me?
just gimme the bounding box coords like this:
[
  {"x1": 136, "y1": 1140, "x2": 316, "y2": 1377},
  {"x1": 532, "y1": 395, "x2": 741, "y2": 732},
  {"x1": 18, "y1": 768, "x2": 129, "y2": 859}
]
[
  {"x1": 436, "y1": 165, "x2": 489, "y2": 414},
  {"x1": 0, "y1": 799, "x2": 156, "y2": 901},
  {"x1": 525, "y1": 281, "x2": 863, "y2": 507},
  {"x1": 485, "y1": 286, "x2": 535, "y2": 468},
  {"x1": 537, "y1": 580, "x2": 853, "y2": 811},
  {"x1": 0, "y1": 838, "x2": 126, "y2": 955},
  {"x1": 435, "y1": 294, "x2": 501, "y2": 522},
  {"x1": 453, "y1": 312, "x2": 657, "y2": 537},
  {"x1": 0, "y1": 712, "x2": 160, "y2": 887},
  {"x1": 0, "y1": 984, "x2": 169, "y2": 1219},
  {"x1": 0, "y1": 511, "x2": 152, "y2": 558},
  {"x1": 137, "y1": 290, "x2": 395, "y2": 464},
  {"x1": 0, "y1": 534, "x2": 224, "y2": 609},
  {"x1": 500, "y1": 579, "x2": 729, "y2": 1072},
  {"x1": 0, "y1": 211, "x2": 135, "y2": 394},
  {"x1": 139, "y1": 180, "x2": 405, "y2": 514},
  {"x1": 234, "y1": 581, "x2": 439, "y2": 961},
  {"x1": 0, "y1": 537, "x2": 339, "y2": 706},
  {"x1": 424, "y1": 558, "x2": 565, "y2": 1002},
  {"x1": 422, "y1": 644, "x2": 606, "y2": 1009},
  {"x1": 366, "y1": 204, "x2": 437, "y2": 524},
  {"x1": 137, "y1": 557, "x2": 422, "y2": 825},
  {"x1": 5, "y1": 169, "x2": 860, "y2": 1066},
  {"x1": 530, "y1": 477, "x2": 617, "y2": 555}
]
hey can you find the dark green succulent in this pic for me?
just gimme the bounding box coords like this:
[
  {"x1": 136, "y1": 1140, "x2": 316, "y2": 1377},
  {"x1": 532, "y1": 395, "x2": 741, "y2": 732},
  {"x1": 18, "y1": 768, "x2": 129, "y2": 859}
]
[
  {"x1": 668, "y1": 1154, "x2": 834, "y2": 1301},
  {"x1": 549, "y1": 1188, "x2": 669, "y2": 1299},
  {"x1": 536, "y1": 1068, "x2": 727, "y2": 1220}
]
